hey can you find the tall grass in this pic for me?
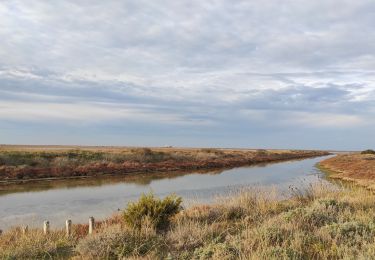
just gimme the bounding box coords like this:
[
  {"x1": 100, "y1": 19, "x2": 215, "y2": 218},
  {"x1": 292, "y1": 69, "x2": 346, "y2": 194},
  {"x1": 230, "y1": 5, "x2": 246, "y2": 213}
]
[
  {"x1": 0, "y1": 148, "x2": 329, "y2": 182},
  {"x1": 0, "y1": 227, "x2": 75, "y2": 259},
  {"x1": 0, "y1": 148, "x2": 190, "y2": 167},
  {"x1": 3, "y1": 183, "x2": 375, "y2": 259},
  {"x1": 0, "y1": 148, "x2": 327, "y2": 168}
]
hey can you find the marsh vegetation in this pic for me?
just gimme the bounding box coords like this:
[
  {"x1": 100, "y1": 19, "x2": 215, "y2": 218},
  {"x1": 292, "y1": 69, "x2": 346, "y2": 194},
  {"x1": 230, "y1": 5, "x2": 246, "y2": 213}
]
[
  {"x1": 0, "y1": 146, "x2": 328, "y2": 182},
  {"x1": 320, "y1": 152, "x2": 375, "y2": 190},
  {"x1": 3, "y1": 182, "x2": 375, "y2": 259}
]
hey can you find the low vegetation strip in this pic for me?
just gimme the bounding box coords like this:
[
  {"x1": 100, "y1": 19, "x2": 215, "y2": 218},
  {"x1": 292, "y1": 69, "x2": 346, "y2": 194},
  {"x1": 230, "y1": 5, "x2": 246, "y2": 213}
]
[
  {"x1": 319, "y1": 151, "x2": 375, "y2": 190},
  {"x1": 0, "y1": 147, "x2": 329, "y2": 182},
  {"x1": 3, "y1": 184, "x2": 375, "y2": 259}
]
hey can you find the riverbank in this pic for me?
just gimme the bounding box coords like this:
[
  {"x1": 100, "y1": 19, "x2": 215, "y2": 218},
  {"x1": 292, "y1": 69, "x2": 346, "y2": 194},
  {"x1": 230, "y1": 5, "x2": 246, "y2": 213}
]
[
  {"x1": 2, "y1": 182, "x2": 375, "y2": 259},
  {"x1": 0, "y1": 155, "x2": 330, "y2": 232},
  {"x1": 319, "y1": 152, "x2": 375, "y2": 190},
  {"x1": 0, "y1": 146, "x2": 329, "y2": 183}
]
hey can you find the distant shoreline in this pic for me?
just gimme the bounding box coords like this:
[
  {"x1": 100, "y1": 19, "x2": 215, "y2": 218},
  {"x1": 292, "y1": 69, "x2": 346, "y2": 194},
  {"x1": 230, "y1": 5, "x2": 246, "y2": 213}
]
[
  {"x1": 0, "y1": 147, "x2": 330, "y2": 184},
  {"x1": 319, "y1": 152, "x2": 375, "y2": 190}
]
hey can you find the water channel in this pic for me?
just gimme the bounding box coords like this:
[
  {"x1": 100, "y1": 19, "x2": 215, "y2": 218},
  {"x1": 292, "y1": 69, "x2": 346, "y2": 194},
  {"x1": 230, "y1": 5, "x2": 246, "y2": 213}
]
[{"x1": 0, "y1": 155, "x2": 333, "y2": 230}]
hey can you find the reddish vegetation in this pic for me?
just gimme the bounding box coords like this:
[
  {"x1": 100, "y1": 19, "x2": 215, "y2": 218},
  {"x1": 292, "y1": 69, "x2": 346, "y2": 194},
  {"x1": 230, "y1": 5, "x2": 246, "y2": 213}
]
[
  {"x1": 73, "y1": 214, "x2": 123, "y2": 239},
  {"x1": 320, "y1": 153, "x2": 375, "y2": 189},
  {"x1": 0, "y1": 148, "x2": 329, "y2": 182}
]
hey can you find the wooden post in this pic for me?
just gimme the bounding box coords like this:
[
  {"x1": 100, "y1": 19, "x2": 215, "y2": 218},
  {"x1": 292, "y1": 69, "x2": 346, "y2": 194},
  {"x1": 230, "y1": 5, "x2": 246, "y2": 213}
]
[
  {"x1": 66, "y1": 220, "x2": 72, "y2": 237},
  {"x1": 43, "y1": 220, "x2": 50, "y2": 235},
  {"x1": 22, "y1": 225, "x2": 28, "y2": 235},
  {"x1": 89, "y1": 217, "x2": 95, "y2": 234}
]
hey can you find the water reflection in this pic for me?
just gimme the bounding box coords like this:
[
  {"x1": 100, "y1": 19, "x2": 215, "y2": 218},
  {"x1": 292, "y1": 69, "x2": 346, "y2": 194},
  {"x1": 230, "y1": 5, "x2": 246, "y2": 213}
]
[
  {"x1": 0, "y1": 156, "x2": 332, "y2": 230},
  {"x1": 0, "y1": 160, "x2": 296, "y2": 196},
  {"x1": 0, "y1": 169, "x2": 226, "y2": 196}
]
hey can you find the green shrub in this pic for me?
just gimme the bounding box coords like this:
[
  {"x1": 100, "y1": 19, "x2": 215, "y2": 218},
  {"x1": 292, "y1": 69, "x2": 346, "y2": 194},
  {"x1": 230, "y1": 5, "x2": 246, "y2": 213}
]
[
  {"x1": 256, "y1": 149, "x2": 267, "y2": 155},
  {"x1": 129, "y1": 148, "x2": 171, "y2": 163},
  {"x1": 263, "y1": 246, "x2": 301, "y2": 260},
  {"x1": 200, "y1": 148, "x2": 224, "y2": 155},
  {"x1": 361, "y1": 149, "x2": 375, "y2": 155},
  {"x1": 314, "y1": 199, "x2": 351, "y2": 212},
  {"x1": 257, "y1": 226, "x2": 292, "y2": 246},
  {"x1": 123, "y1": 193, "x2": 182, "y2": 231},
  {"x1": 323, "y1": 221, "x2": 375, "y2": 246},
  {"x1": 193, "y1": 240, "x2": 240, "y2": 260}
]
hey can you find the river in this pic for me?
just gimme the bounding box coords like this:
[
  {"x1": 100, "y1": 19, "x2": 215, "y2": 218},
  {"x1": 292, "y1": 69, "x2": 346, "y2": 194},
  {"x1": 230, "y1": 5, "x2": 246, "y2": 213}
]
[{"x1": 0, "y1": 155, "x2": 332, "y2": 230}]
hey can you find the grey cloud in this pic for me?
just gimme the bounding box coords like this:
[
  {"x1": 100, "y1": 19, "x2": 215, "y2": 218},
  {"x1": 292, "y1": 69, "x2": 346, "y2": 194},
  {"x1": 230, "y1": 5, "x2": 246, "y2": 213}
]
[
  {"x1": 2, "y1": 0, "x2": 375, "y2": 73},
  {"x1": 0, "y1": 1, "x2": 375, "y2": 148},
  {"x1": 1, "y1": 70, "x2": 373, "y2": 127}
]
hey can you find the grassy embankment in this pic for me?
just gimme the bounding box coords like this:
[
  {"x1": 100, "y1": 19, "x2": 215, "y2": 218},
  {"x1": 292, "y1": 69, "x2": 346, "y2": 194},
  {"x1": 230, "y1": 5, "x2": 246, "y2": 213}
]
[
  {"x1": 3, "y1": 182, "x2": 375, "y2": 259},
  {"x1": 0, "y1": 146, "x2": 328, "y2": 182},
  {"x1": 319, "y1": 150, "x2": 375, "y2": 190},
  {"x1": 8, "y1": 149, "x2": 375, "y2": 259}
]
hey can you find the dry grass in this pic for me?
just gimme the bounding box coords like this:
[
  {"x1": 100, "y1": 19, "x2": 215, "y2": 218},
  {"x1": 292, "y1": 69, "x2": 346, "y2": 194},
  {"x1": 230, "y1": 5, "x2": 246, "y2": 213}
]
[
  {"x1": 0, "y1": 147, "x2": 328, "y2": 182},
  {"x1": 320, "y1": 153, "x2": 375, "y2": 190},
  {"x1": 0, "y1": 227, "x2": 75, "y2": 259},
  {"x1": 3, "y1": 182, "x2": 375, "y2": 259}
]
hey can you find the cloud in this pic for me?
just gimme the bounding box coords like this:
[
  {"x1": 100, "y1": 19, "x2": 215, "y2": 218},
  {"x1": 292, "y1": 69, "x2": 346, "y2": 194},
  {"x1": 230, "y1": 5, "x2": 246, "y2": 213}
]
[
  {"x1": 286, "y1": 112, "x2": 365, "y2": 128},
  {"x1": 0, "y1": 0, "x2": 374, "y2": 149},
  {"x1": 1, "y1": 0, "x2": 375, "y2": 74}
]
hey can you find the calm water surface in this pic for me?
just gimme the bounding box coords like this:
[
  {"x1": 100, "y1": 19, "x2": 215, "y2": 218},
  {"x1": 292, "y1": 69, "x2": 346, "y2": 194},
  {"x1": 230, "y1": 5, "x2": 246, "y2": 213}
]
[{"x1": 0, "y1": 156, "x2": 332, "y2": 230}]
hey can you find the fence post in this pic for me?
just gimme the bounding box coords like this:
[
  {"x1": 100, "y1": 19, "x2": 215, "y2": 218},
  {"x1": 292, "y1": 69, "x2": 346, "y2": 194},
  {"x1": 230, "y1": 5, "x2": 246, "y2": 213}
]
[
  {"x1": 89, "y1": 217, "x2": 95, "y2": 234},
  {"x1": 22, "y1": 225, "x2": 28, "y2": 235},
  {"x1": 43, "y1": 220, "x2": 50, "y2": 235},
  {"x1": 66, "y1": 220, "x2": 72, "y2": 237}
]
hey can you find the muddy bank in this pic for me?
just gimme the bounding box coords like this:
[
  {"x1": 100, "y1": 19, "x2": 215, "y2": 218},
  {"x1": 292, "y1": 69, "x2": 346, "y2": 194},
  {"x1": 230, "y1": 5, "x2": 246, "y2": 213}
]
[
  {"x1": 0, "y1": 148, "x2": 329, "y2": 183},
  {"x1": 319, "y1": 153, "x2": 375, "y2": 189}
]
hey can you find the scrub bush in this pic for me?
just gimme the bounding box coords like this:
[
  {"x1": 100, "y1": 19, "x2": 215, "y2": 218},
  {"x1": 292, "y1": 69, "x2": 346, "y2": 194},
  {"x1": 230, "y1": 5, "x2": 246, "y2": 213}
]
[
  {"x1": 123, "y1": 193, "x2": 182, "y2": 231},
  {"x1": 361, "y1": 149, "x2": 375, "y2": 155}
]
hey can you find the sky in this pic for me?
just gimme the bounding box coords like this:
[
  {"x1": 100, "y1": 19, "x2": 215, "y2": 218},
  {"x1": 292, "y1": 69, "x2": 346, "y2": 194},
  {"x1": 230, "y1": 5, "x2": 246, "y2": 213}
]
[{"x1": 0, "y1": 0, "x2": 374, "y2": 150}]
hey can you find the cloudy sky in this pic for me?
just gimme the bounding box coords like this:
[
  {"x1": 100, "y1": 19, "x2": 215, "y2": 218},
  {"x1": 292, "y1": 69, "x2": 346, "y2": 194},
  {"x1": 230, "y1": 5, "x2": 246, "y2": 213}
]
[{"x1": 0, "y1": 0, "x2": 374, "y2": 150}]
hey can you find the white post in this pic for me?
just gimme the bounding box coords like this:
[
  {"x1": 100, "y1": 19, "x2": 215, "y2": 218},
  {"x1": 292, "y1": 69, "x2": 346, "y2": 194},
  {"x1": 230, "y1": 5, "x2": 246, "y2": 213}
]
[
  {"x1": 89, "y1": 217, "x2": 95, "y2": 234},
  {"x1": 22, "y1": 225, "x2": 28, "y2": 235},
  {"x1": 66, "y1": 220, "x2": 72, "y2": 237},
  {"x1": 43, "y1": 220, "x2": 50, "y2": 235}
]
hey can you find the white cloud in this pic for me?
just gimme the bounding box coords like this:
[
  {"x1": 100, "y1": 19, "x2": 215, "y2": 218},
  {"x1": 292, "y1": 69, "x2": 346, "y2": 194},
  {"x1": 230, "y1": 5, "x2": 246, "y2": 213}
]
[
  {"x1": 0, "y1": 100, "x2": 213, "y2": 126},
  {"x1": 289, "y1": 112, "x2": 366, "y2": 128},
  {"x1": 0, "y1": 0, "x2": 374, "y2": 148}
]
